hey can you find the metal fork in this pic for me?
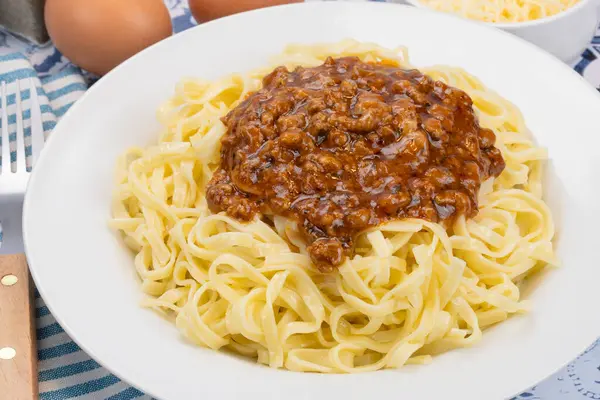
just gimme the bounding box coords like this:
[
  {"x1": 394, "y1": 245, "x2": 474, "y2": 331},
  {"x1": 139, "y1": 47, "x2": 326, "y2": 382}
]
[
  {"x1": 0, "y1": 79, "x2": 44, "y2": 252},
  {"x1": 0, "y1": 78, "x2": 45, "y2": 400}
]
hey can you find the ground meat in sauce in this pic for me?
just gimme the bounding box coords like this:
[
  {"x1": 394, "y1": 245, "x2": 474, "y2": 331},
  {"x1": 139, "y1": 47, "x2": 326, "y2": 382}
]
[{"x1": 206, "y1": 57, "x2": 505, "y2": 271}]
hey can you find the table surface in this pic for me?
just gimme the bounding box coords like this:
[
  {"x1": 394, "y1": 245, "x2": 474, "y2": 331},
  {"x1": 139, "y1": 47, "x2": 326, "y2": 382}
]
[{"x1": 1, "y1": 1, "x2": 600, "y2": 399}]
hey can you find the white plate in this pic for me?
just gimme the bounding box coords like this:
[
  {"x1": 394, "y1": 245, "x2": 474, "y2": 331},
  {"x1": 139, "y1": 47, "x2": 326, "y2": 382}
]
[{"x1": 23, "y1": 2, "x2": 600, "y2": 399}]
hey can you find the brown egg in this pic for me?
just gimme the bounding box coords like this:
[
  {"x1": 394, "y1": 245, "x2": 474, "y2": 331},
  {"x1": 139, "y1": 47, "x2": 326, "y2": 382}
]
[
  {"x1": 45, "y1": 0, "x2": 172, "y2": 76},
  {"x1": 189, "y1": 0, "x2": 301, "y2": 23}
]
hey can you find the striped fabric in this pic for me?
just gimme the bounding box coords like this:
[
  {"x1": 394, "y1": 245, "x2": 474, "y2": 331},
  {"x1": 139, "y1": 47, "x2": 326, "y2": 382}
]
[
  {"x1": 0, "y1": 53, "x2": 84, "y2": 168},
  {"x1": 36, "y1": 288, "x2": 149, "y2": 399},
  {"x1": 0, "y1": 53, "x2": 152, "y2": 400}
]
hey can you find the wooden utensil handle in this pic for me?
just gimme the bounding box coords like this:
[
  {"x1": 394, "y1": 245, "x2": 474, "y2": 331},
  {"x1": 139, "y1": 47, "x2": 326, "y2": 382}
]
[{"x1": 0, "y1": 254, "x2": 38, "y2": 400}]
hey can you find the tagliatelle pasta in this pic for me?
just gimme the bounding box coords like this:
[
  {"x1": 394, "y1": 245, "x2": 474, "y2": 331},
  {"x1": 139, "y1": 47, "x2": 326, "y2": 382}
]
[{"x1": 110, "y1": 40, "x2": 557, "y2": 373}]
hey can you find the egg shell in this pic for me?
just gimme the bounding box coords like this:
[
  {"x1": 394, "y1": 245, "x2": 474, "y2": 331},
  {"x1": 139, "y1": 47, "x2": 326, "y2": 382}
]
[
  {"x1": 189, "y1": 0, "x2": 302, "y2": 23},
  {"x1": 45, "y1": 0, "x2": 173, "y2": 76}
]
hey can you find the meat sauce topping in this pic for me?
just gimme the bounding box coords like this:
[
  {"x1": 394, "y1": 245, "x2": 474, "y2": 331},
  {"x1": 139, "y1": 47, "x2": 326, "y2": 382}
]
[{"x1": 207, "y1": 57, "x2": 505, "y2": 271}]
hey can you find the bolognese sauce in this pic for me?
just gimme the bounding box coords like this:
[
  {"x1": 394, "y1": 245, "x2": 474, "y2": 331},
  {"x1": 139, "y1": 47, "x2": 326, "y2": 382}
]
[{"x1": 206, "y1": 57, "x2": 505, "y2": 271}]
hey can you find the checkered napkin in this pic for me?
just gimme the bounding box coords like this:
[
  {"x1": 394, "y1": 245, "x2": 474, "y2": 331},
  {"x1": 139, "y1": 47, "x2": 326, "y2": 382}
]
[{"x1": 0, "y1": 53, "x2": 152, "y2": 400}]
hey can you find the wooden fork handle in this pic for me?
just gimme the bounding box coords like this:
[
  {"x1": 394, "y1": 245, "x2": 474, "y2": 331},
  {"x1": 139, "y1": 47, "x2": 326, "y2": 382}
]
[{"x1": 0, "y1": 254, "x2": 38, "y2": 400}]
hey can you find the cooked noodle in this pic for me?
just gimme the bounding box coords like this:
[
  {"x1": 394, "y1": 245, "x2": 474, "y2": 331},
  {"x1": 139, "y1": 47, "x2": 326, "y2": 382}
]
[{"x1": 110, "y1": 40, "x2": 557, "y2": 373}]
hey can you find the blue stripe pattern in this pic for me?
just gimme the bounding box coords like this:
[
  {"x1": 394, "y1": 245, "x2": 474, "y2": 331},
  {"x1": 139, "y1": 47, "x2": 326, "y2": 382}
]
[
  {"x1": 0, "y1": 52, "x2": 29, "y2": 62},
  {"x1": 44, "y1": 65, "x2": 87, "y2": 84},
  {"x1": 55, "y1": 102, "x2": 75, "y2": 118},
  {"x1": 38, "y1": 342, "x2": 81, "y2": 361},
  {"x1": 40, "y1": 375, "x2": 121, "y2": 400},
  {"x1": 47, "y1": 82, "x2": 87, "y2": 101},
  {"x1": 0, "y1": 67, "x2": 37, "y2": 83},
  {"x1": 2, "y1": 86, "x2": 44, "y2": 105},
  {"x1": 37, "y1": 322, "x2": 65, "y2": 340},
  {"x1": 106, "y1": 388, "x2": 145, "y2": 400},
  {"x1": 39, "y1": 360, "x2": 101, "y2": 382},
  {"x1": 36, "y1": 306, "x2": 51, "y2": 318}
]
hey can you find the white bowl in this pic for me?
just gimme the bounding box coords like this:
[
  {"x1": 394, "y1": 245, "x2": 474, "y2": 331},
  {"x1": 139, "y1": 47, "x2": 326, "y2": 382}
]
[
  {"x1": 400, "y1": 0, "x2": 600, "y2": 62},
  {"x1": 23, "y1": 2, "x2": 600, "y2": 400}
]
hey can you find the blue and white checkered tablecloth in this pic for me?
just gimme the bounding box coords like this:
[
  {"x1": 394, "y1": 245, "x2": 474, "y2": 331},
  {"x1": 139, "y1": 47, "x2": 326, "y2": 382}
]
[{"x1": 1, "y1": 1, "x2": 599, "y2": 399}]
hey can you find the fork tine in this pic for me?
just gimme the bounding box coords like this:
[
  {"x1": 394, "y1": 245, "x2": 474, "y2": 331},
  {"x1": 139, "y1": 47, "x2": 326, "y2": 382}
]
[
  {"x1": 1, "y1": 81, "x2": 9, "y2": 174},
  {"x1": 28, "y1": 78, "x2": 44, "y2": 168},
  {"x1": 14, "y1": 80, "x2": 26, "y2": 172}
]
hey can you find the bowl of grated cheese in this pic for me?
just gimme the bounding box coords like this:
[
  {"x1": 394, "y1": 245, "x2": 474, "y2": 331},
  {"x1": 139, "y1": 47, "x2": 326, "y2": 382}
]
[{"x1": 398, "y1": 0, "x2": 600, "y2": 63}]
